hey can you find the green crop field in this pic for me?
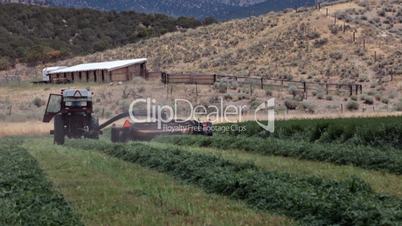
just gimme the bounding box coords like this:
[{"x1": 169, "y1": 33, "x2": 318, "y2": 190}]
[{"x1": 3, "y1": 116, "x2": 402, "y2": 225}]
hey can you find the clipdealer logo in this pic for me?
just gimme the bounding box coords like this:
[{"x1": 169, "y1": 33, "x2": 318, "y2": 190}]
[
  {"x1": 254, "y1": 98, "x2": 275, "y2": 133},
  {"x1": 128, "y1": 97, "x2": 275, "y2": 132}
]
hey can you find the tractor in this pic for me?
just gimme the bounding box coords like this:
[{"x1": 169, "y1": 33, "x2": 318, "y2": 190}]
[
  {"x1": 43, "y1": 89, "x2": 100, "y2": 145},
  {"x1": 43, "y1": 88, "x2": 213, "y2": 144}
]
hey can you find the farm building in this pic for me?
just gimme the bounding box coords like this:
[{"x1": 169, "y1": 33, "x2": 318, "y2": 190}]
[{"x1": 45, "y1": 58, "x2": 147, "y2": 83}]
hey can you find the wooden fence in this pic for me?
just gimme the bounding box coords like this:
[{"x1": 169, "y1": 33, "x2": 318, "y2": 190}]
[
  {"x1": 160, "y1": 72, "x2": 363, "y2": 98},
  {"x1": 161, "y1": 72, "x2": 216, "y2": 85}
]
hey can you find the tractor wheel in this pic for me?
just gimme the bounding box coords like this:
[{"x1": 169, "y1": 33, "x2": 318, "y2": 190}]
[
  {"x1": 54, "y1": 114, "x2": 65, "y2": 145},
  {"x1": 88, "y1": 116, "x2": 100, "y2": 139},
  {"x1": 111, "y1": 127, "x2": 120, "y2": 143}
]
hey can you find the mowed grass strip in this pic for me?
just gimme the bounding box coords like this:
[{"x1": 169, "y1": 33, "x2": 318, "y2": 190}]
[
  {"x1": 149, "y1": 142, "x2": 402, "y2": 197},
  {"x1": 0, "y1": 138, "x2": 82, "y2": 226},
  {"x1": 25, "y1": 139, "x2": 292, "y2": 226},
  {"x1": 66, "y1": 139, "x2": 402, "y2": 226},
  {"x1": 153, "y1": 135, "x2": 402, "y2": 175}
]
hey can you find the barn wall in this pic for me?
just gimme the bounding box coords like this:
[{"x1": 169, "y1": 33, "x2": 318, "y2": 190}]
[
  {"x1": 111, "y1": 67, "x2": 129, "y2": 81},
  {"x1": 88, "y1": 71, "x2": 95, "y2": 82},
  {"x1": 73, "y1": 72, "x2": 81, "y2": 82},
  {"x1": 66, "y1": 72, "x2": 72, "y2": 81},
  {"x1": 48, "y1": 62, "x2": 147, "y2": 83},
  {"x1": 103, "y1": 70, "x2": 110, "y2": 82}
]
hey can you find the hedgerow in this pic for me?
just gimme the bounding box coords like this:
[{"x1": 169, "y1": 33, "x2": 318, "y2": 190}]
[
  {"x1": 154, "y1": 135, "x2": 402, "y2": 175},
  {"x1": 67, "y1": 139, "x2": 402, "y2": 225},
  {"x1": 0, "y1": 138, "x2": 82, "y2": 226},
  {"x1": 215, "y1": 116, "x2": 402, "y2": 149}
]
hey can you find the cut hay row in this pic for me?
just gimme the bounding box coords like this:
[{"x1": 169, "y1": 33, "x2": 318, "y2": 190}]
[
  {"x1": 148, "y1": 142, "x2": 402, "y2": 198},
  {"x1": 216, "y1": 116, "x2": 402, "y2": 149},
  {"x1": 154, "y1": 135, "x2": 402, "y2": 175},
  {"x1": 66, "y1": 139, "x2": 402, "y2": 225},
  {"x1": 25, "y1": 139, "x2": 291, "y2": 226},
  {"x1": 0, "y1": 138, "x2": 82, "y2": 226}
]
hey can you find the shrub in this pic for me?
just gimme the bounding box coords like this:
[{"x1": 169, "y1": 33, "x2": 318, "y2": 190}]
[
  {"x1": 362, "y1": 95, "x2": 374, "y2": 105},
  {"x1": 316, "y1": 92, "x2": 325, "y2": 100},
  {"x1": 0, "y1": 57, "x2": 11, "y2": 70},
  {"x1": 313, "y1": 38, "x2": 328, "y2": 48},
  {"x1": 214, "y1": 81, "x2": 228, "y2": 93},
  {"x1": 32, "y1": 97, "x2": 45, "y2": 108},
  {"x1": 329, "y1": 52, "x2": 343, "y2": 60},
  {"x1": 288, "y1": 85, "x2": 298, "y2": 98},
  {"x1": 328, "y1": 24, "x2": 339, "y2": 35},
  {"x1": 137, "y1": 86, "x2": 145, "y2": 93},
  {"x1": 346, "y1": 100, "x2": 359, "y2": 111},
  {"x1": 306, "y1": 31, "x2": 320, "y2": 39},
  {"x1": 325, "y1": 95, "x2": 333, "y2": 101},
  {"x1": 265, "y1": 89, "x2": 273, "y2": 96},
  {"x1": 394, "y1": 100, "x2": 402, "y2": 111},
  {"x1": 284, "y1": 99, "x2": 299, "y2": 110},
  {"x1": 298, "y1": 100, "x2": 315, "y2": 113}
]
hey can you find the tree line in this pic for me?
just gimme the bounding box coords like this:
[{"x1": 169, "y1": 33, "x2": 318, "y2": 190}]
[{"x1": 0, "y1": 3, "x2": 216, "y2": 70}]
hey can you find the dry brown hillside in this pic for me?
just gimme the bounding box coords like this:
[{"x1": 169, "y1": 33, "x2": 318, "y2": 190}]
[
  {"x1": 1, "y1": 0, "x2": 402, "y2": 122},
  {"x1": 3, "y1": 1, "x2": 402, "y2": 81}
]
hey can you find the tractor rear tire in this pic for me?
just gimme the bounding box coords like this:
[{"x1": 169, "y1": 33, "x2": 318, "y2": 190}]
[
  {"x1": 111, "y1": 127, "x2": 120, "y2": 143},
  {"x1": 88, "y1": 116, "x2": 100, "y2": 139},
  {"x1": 54, "y1": 114, "x2": 65, "y2": 145}
]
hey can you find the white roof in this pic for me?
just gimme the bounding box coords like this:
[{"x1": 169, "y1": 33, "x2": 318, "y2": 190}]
[{"x1": 48, "y1": 58, "x2": 147, "y2": 74}]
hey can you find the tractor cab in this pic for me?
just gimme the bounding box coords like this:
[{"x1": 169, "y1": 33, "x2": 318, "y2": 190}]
[
  {"x1": 43, "y1": 89, "x2": 93, "y2": 123},
  {"x1": 43, "y1": 88, "x2": 99, "y2": 145}
]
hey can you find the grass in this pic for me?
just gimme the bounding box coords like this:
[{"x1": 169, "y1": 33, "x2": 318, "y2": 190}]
[
  {"x1": 0, "y1": 138, "x2": 82, "y2": 225},
  {"x1": 65, "y1": 139, "x2": 402, "y2": 225},
  {"x1": 0, "y1": 121, "x2": 52, "y2": 137},
  {"x1": 149, "y1": 142, "x2": 402, "y2": 197},
  {"x1": 154, "y1": 135, "x2": 402, "y2": 174},
  {"x1": 24, "y1": 138, "x2": 292, "y2": 226}
]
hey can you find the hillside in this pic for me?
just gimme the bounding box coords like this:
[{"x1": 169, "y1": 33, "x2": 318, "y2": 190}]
[
  {"x1": 1, "y1": 0, "x2": 402, "y2": 121},
  {"x1": 27, "y1": 0, "x2": 402, "y2": 82},
  {"x1": 48, "y1": 0, "x2": 327, "y2": 20},
  {"x1": 0, "y1": 3, "x2": 205, "y2": 70}
]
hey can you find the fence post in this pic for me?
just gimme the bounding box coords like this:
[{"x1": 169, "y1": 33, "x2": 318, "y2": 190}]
[
  {"x1": 261, "y1": 78, "x2": 264, "y2": 89},
  {"x1": 326, "y1": 83, "x2": 329, "y2": 95},
  {"x1": 349, "y1": 85, "x2": 353, "y2": 96},
  {"x1": 360, "y1": 85, "x2": 363, "y2": 94},
  {"x1": 195, "y1": 83, "x2": 198, "y2": 103},
  {"x1": 303, "y1": 82, "x2": 307, "y2": 99},
  {"x1": 213, "y1": 74, "x2": 217, "y2": 83}
]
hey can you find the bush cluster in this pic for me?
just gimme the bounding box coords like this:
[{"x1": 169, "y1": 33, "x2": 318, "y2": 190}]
[{"x1": 0, "y1": 4, "x2": 204, "y2": 66}]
